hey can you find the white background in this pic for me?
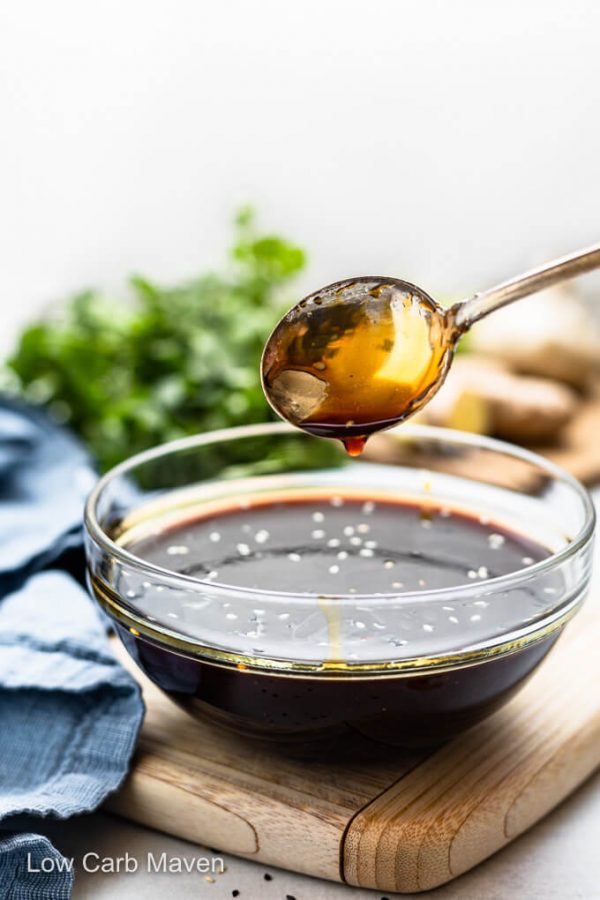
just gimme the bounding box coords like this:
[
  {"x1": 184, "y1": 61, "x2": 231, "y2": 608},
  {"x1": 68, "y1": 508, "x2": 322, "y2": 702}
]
[{"x1": 1, "y1": 0, "x2": 600, "y2": 351}]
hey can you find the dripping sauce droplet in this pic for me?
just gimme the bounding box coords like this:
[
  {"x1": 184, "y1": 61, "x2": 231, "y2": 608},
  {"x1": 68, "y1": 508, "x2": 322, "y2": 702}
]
[{"x1": 342, "y1": 435, "x2": 368, "y2": 456}]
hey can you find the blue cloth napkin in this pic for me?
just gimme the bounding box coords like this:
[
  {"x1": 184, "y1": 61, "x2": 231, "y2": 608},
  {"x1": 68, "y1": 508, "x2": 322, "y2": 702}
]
[
  {"x1": 0, "y1": 397, "x2": 96, "y2": 596},
  {"x1": 0, "y1": 397, "x2": 144, "y2": 899}
]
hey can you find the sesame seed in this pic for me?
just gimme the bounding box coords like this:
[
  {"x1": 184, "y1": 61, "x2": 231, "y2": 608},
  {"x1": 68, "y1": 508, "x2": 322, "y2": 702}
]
[{"x1": 167, "y1": 545, "x2": 189, "y2": 555}]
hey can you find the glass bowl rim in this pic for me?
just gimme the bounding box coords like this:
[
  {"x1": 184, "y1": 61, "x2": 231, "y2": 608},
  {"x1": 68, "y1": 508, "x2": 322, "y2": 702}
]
[{"x1": 84, "y1": 422, "x2": 596, "y2": 607}]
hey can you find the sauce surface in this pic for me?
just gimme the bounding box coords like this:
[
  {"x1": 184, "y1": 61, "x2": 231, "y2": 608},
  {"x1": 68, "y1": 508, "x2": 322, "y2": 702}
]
[
  {"x1": 121, "y1": 493, "x2": 557, "y2": 667},
  {"x1": 128, "y1": 495, "x2": 548, "y2": 595}
]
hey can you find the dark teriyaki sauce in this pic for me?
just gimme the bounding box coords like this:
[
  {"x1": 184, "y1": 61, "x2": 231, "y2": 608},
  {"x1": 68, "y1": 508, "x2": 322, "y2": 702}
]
[{"x1": 113, "y1": 495, "x2": 561, "y2": 748}]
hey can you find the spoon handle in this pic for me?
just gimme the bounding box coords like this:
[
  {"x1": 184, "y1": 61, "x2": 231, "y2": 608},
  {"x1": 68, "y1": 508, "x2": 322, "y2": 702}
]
[{"x1": 452, "y1": 242, "x2": 600, "y2": 331}]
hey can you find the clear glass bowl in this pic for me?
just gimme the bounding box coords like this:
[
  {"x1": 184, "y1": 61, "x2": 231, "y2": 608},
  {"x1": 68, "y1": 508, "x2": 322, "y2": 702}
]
[{"x1": 84, "y1": 424, "x2": 595, "y2": 747}]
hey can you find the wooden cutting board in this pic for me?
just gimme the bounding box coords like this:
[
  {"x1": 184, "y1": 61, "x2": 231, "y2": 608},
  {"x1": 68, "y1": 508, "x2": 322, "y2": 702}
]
[{"x1": 107, "y1": 591, "x2": 600, "y2": 894}]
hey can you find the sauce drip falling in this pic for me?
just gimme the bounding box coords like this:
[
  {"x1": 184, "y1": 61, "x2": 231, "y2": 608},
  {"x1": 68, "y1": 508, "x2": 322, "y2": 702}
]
[
  {"x1": 342, "y1": 436, "x2": 367, "y2": 457},
  {"x1": 261, "y1": 277, "x2": 459, "y2": 455}
]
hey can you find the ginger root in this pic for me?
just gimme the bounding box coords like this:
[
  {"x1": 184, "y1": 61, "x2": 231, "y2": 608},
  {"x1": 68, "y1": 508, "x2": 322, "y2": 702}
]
[
  {"x1": 417, "y1": 356, "x2": 577, "y2": 443},
  {"x1": 470, "y1": 286, "x2": 600, "y2": 390}
]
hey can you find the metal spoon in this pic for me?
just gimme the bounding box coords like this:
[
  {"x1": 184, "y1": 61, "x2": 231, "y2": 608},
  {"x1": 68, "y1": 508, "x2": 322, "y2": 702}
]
[{"x1": 261, "y1": 242, "x2": 600, "y2": 454}]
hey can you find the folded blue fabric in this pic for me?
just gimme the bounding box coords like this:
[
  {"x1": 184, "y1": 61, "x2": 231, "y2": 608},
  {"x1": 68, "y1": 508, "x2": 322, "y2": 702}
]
[
  {"x1": 0, "y1": 834, "x2": 73, "y2": 900},
  {"x1": 0, "y1": 397, "x2": 144, "y2": 900},
  {"x1": 0, "y1": 396, "x2": 96, "y2": 596}
]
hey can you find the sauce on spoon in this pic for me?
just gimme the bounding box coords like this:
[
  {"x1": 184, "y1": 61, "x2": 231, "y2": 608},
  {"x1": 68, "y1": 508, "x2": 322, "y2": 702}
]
[{"x1": 261, "y1": 277, "x2": 459, "y2": 454}]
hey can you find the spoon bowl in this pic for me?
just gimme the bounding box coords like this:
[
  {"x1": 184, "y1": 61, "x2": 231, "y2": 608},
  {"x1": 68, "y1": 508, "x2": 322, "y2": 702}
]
[{"x1": 261, "y1": 276, "x2": 458, "y2": 454}]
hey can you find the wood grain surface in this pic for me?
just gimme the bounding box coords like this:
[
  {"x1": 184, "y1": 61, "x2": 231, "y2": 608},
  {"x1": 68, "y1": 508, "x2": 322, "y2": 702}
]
[
  {"x1": 342, "y1": 603, "x2": 600, "y2": 891},
  {"x1": 107, "y1": 589, "x2": 600, "y2": 893}
]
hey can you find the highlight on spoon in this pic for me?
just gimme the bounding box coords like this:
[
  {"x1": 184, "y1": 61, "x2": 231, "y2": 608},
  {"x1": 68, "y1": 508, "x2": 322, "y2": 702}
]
[{"x1": 261, "y1": 276, "x2": 457, "y2": 453}]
